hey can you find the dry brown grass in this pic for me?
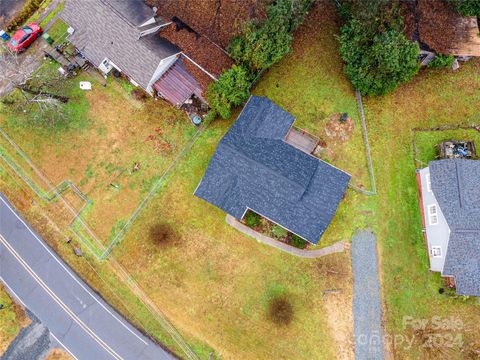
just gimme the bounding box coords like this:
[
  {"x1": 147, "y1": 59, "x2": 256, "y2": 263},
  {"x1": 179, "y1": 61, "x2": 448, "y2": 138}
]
[
  {"x1": 44, "y1": 348, "x2": 73, "y2": 360},
  {"x1": 0, "y1": 78, "x2": 193, "y2": 245},
  {"x1": 0, "y1": 286, "x2": 30, "y2": 355}
]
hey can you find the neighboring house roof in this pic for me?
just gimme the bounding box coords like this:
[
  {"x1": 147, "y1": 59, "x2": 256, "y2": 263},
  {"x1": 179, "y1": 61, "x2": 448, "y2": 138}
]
[
  {"x1": 159, "y1": 22, "x2": 233, "y2": 78},
  {"x1": 153, "y1": 56, "x2": 204, "y2": 106},
  {"x1": 60, "y1": 0, "x2": 180, "y2": 89},
  {"x1": 405, "y1": 0, "x2": 480, "y2": 56},
  {"x1": 429, "y1": 159, "x2": 480, "y2": 296},
  {"x1": 148, "y1": 0, "x2": 267, "y2": 49},
  {"x1": 194, "y1": 96, "x2": 351, "y2": 244},
  {"x1": 103, "y1": 0, "x2": 157, "y2": 27}
]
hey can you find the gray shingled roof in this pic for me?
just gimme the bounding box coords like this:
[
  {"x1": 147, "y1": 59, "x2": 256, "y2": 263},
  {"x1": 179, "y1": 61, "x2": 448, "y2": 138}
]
[
  {"x1": 103, "y1": 0, "x2": 155, "y2": 27},
  {"x1": 429, "y1": 159, "x2": 480, "y2": 296},
  {"x1": 195, "y1": 96, "x2": 351, "y2": 244},
  {"x1": 60, "y1": 0, "x2": 179, "y2": 89}
]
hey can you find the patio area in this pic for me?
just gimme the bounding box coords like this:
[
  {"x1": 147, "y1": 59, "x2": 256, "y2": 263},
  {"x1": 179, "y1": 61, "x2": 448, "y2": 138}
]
[{"x1": 284, "y1": 126, "x2": 319, "y2": 154}]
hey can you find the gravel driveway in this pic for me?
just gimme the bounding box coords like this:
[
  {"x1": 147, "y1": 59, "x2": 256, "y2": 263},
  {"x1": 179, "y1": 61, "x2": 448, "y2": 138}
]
[{"x1": 352, "y1": 230, "x2": 384, "y2": 360}]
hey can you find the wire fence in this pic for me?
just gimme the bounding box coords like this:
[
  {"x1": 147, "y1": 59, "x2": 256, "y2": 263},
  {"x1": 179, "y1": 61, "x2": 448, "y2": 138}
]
[
  {"x1": 101, "y1": 119, "x2": 211, "y2": 259},
  {"x1": 350, "y1": 90, "x2": 377, "y2": 196},
  {"x1": 0, "y1": 120, "x2": 208, "y2": 359}
]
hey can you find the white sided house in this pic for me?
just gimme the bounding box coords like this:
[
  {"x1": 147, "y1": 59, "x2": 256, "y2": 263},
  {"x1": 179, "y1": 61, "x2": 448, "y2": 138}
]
[{"x1": 417, "y1": 159, "x2": 480, "y2": 296}]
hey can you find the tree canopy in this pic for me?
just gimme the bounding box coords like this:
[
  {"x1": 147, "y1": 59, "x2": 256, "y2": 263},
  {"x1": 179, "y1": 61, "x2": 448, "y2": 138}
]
[
  {"x1": 206, "y1": 65, "x2": 251, "y2": 119},
  {"x1": 447, "y1": 0, "x2": 480, "y2": 18},
  {"x1": 337, "y1": 0, "x2": 419, "y2": 96}
]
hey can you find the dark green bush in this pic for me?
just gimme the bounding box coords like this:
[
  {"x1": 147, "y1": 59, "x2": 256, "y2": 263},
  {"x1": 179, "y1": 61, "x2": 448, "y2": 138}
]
[
  {"x1": 6, "y1": 0, "x2": 44, "y2": 31},
  {"x1": 337, "y1": 0, "x2": 419, "y2": 96},
  {"x1": 339, "y1": 19, "x2": 419, "y2": 96},
  {"x1": 245, "y1": 211, "x2": 261, "y2": 228},
  {"x1": 229, "y1": 0, "x2": 311, "y2": 73},
  {"x1": 206, "y1": 65, "x2": 251, "y2": 119},
  {"x1": 289, "y1": 234, "x2": 308, "y2": 249},
  {"x1": 447, "y1": 0, "x2": 480, "y2": 17},
  {"x1": 427, "y1": 54, "x2": 455, "y2": 69}
]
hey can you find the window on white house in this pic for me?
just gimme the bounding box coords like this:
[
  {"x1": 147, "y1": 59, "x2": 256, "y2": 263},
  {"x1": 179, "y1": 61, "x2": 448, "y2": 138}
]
[
  {"x1": 428, "y1": 204, "x2": 438, "y2": 225},
  {"x1": 431, "y1": 246, "x2": 442, "y2": 257},
  {"x1": 426, "y1": 174, "x2": 432, "y2": 192}
]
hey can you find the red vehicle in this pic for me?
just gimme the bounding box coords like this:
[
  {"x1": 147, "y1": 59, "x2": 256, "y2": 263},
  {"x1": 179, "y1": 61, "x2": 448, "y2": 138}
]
[{"x1": 8, "y1": 23, "x2": 42, "y2": 53}]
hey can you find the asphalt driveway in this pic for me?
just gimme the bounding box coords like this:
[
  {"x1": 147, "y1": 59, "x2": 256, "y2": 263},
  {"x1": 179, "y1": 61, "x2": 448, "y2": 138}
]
[
  {"x1": 352, "y1": 230, "x2": 384, "y2": 360},
  {"x1": 0, "y1": 193, "x2": 175, "y2": 360}
]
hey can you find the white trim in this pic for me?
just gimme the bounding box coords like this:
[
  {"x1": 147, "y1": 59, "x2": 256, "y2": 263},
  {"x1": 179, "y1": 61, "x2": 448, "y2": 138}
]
[
  {"x1": 182, "y1": 53, "x2": 217, "y2": 80},
  {"x1": 427, "y1": 204, "x2": 439, "y2": 225},
  {"x1": 426, "y1": 173, "x2": 432, "y2": 192},
  {"x1": 146, "y1": 52, "x2": 182, "y2": 94},
  {"x1": 139, "y1": 22, "x2": 172, "y2": 38},
  {"x1": 138, "y1": 17, "x2": 157, "y2": 28},
  {"x1": 431, "y1": 246, "x2": 442, "y2": 258}
]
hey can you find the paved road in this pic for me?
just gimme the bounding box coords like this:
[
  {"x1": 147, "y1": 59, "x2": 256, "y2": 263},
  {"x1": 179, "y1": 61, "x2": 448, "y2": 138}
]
[
  {"x1": 351, "y1": 230, "x2": 384, "y2": 360},
  {"x1": 0, "y1": 193, "x2": 175, "y2": 360}
]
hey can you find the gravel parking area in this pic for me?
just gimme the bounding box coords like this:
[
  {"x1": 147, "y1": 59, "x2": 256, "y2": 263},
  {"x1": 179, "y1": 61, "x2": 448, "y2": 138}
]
[
  {"x1": 1, "y1": 310, "x2": 51, "y2": 360},
  {"x1": 352, "y1": 230, "x2": 384, "y2": 360}
]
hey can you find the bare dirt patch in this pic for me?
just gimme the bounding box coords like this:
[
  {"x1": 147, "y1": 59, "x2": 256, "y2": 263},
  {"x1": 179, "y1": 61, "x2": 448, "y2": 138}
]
[
  {"x1": 45, "y1": 348, "x2": 73, "y2": 360},
  {"x1": 313, "y1": 253, "x2": 355, "y2": 360}
]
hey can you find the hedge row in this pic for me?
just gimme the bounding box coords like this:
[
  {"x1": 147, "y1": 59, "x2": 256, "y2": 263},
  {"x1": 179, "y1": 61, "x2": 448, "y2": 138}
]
[
  {"x1": 206, "y1": 0, "x2": 312, "y2": 119},
  {"x1": 6, "y1": 0, "x2": 45, "y2": 31}
]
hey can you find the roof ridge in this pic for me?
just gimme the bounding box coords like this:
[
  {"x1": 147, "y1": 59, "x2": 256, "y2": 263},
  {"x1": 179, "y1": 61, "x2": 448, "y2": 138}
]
[
  {"x1": 454, "y1": 160, "x2": 464, "y2": 208},
  {"x1": 220, "y1": 139, "x2": 306, "y2": 196}
]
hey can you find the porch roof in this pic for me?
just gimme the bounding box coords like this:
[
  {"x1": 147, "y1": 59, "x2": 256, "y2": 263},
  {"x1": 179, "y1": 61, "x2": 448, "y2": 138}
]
[{"x1": 153, "y1": 56, "x2": 204, "y2": 106}]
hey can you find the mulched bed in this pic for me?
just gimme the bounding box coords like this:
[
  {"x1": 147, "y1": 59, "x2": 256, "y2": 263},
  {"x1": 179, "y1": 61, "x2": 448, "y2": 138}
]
[
  {"x1": 324, "y1": 113, "x2": 355, "y2": 144},
  {"x1": 313, "y1": 113, "x2": 354, "y2": 160}
]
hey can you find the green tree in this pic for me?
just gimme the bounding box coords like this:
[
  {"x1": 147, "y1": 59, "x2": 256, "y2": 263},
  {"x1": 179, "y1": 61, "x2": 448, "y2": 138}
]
[
  {"x1": 447, "y1": 0, "x2": 480, "y2": 17},
  {"x1": 206, "y1": 65, "x2": 251, "y2": 119},
  {"x1": 427, "y1": 54, "x2": 455, "y2": 69},
  {"x1": 339, "y1": 20, "x2": 419, "y2": 95},
  {"x1": 229, "y1": 0, "x2": 311, "y2": 72}
]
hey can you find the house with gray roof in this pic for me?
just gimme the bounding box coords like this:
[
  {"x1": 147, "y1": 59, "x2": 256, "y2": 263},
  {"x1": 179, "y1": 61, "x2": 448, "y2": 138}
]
[
  {"x1": 417, "y1": 159, "x2": 480, "y2": 296},
  {"x1": 60, "y1": 0, "x2": 215, "y2": 106},
  {"x1": 194, "y1": 96, "x2": 351, "y2": 244}
]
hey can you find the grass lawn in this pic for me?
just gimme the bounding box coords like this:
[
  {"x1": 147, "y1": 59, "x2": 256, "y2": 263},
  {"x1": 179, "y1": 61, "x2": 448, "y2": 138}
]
[
  {"x1": 0, "y1": 62, "x2": 196, "y2": 253},
  {"x1": 365, "y1": 63, "x2": 480, "y2": 357},
  {"x1": 0, "y1": 1, "x2": 479, "y2": 360},
  {"x1": 0, "y1": 286, "x2": 29, "y2": 354},
  {"x1": 46, "y1": 18, "x2": 69, "y2": 42},
  {"x1": 110, "y1": 4, "x2": 361, "y2": 359}
]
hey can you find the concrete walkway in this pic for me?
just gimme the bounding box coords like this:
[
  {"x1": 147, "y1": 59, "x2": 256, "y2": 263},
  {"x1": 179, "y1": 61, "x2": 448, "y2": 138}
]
[
  {"x1": 226, "y1": 215, "x2": 345, "y2": 258},
  {"x1": 351, "y1": 230, "x2": 384, "y2": 360}
]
